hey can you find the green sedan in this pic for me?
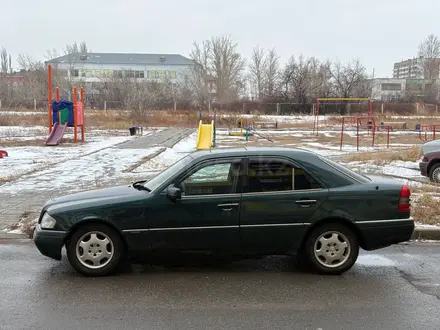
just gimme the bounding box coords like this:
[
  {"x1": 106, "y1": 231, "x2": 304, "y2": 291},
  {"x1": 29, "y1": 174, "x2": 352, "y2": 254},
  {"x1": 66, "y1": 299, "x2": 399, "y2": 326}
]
[{"x1": 33, "y1": 147, "x2": 414, "y2": 276}]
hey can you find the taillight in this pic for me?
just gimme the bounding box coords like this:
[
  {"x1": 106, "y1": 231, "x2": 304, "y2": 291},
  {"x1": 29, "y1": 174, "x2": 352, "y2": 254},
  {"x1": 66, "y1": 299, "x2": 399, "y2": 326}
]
[{"x1": 398, "y1": 185, "x2": 411, "y2": 212}]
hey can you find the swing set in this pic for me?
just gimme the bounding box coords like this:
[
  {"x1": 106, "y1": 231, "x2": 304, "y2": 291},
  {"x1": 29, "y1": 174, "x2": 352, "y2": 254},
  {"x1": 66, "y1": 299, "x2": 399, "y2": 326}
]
[
  {"x1": 312, "y1": 98, "x2": 389, "y2": 151},
  {"x1": 313, "y1": 97, "x2": 373, "y2": 135}
]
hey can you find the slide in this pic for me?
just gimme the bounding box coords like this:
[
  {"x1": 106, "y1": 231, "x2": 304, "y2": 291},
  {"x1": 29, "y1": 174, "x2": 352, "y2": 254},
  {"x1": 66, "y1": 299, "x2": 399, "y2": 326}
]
[
  {"x1": 196, "y1": 120, "x2": 214, "y2": 150},
  {"x1": 45, "y1": 122, "x2": 68, "y2": 146}
]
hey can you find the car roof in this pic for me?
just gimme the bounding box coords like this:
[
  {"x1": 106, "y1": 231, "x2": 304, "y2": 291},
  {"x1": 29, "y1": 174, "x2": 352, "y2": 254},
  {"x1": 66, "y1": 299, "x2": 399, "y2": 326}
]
[{"x1": 189, "y1": 146, "x2": 317, "y2": 159}]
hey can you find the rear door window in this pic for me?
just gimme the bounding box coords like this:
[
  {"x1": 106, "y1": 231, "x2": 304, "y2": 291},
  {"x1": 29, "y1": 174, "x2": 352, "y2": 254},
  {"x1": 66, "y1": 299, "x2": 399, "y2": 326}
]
[{"x1": 245, "y1": 158, "x2": 322, "y2": 193}]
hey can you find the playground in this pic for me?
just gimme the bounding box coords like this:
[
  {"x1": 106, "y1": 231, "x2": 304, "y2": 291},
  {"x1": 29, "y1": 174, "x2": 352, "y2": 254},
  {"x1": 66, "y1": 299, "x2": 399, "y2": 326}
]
[{"x1": 2, "y1": 89, "x2": 440, "y2": 233}]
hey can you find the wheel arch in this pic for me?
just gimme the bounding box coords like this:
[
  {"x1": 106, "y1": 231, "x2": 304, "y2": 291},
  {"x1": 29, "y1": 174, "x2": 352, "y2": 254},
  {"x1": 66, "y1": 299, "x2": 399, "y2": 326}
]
[
  {"x1": 64, "y1": 219, "x2": 128, "y2": 250},
  {"x1": 427, "y1": 159, "x2": 440, "y2": 178},
  {"x1": 300, "y1": 217, "x2": 366, "y2": 251}
]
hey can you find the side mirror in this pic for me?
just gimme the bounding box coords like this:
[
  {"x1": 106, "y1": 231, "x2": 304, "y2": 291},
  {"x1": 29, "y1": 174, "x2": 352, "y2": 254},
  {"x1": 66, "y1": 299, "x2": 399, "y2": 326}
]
[{"x1": 166, "y1": 186, "x2": 182, "y2": 201}]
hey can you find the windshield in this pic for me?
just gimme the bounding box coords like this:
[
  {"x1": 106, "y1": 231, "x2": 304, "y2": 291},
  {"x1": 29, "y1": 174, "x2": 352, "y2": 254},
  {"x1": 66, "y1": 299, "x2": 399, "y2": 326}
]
[
  {"x1": 318, "y1": 155, "x2": 371, "y2": 183},
  {"x1": 144, "y1": 154, "x2": 194, "y2": 192}
]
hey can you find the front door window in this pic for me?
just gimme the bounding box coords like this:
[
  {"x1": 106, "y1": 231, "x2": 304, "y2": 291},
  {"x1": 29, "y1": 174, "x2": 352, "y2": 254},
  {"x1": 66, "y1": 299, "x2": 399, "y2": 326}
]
[{"x1": 180, "y1": 162, "x2": 241, "y2": 196}]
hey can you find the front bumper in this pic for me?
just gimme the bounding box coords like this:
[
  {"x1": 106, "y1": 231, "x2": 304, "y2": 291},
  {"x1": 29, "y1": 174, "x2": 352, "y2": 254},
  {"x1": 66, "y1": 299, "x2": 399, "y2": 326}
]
[
  {"x1": 419, "y1": 161, "x2": 428, "y2": 177},
  {"x1": 356, "y1": 218, "x2": 415, "y2": 251},
  {"x1": 33, "y1": 224, "x2": 67, "y2": 261}
]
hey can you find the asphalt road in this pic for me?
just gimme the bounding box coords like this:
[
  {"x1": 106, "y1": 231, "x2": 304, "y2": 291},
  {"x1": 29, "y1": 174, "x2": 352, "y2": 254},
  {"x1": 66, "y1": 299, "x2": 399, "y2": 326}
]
[{"x1": 1, "y1": 241, "x2": 440, "y2": 330}]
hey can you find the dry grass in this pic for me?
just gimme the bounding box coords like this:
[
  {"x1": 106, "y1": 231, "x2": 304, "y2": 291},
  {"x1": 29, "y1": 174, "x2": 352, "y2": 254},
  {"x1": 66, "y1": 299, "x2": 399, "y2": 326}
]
[
  {"x1": 2, "y1": 109, "x2": 440, "y2": 131},
  {"x1": 6, "y1": 211, "x2": 38, "y2": 238},
  {"x1": 85, "y1": 110, "x2": 199, "y2": 129},
  {"x1": 0, "y1": 139, "x2": 46, "y2": 147},
  {"x1": 0, "y1": 109, "x2": 199, "y2": 129},
  {"x1": 412, "y1": 194, "x2": 440, "y2": 225},
  {"x1": 343, "y1": 146, "x2": 422, "y2": 164},
  {"x1": 0, "y1": 115, "x2": 47, "y2": 126}
]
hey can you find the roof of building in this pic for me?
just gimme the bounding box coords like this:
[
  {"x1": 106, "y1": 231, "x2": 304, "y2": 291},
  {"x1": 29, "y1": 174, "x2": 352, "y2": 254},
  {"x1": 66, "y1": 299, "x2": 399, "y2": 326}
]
[{"x1": 46, "y1": 53, "x2": 194, "y2": 66}]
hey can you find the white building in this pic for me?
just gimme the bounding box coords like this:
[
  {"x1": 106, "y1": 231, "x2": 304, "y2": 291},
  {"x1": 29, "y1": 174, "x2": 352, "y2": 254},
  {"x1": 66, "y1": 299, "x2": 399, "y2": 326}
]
[
  {"x1": 393, "y1": 58, "x2": 423, "y2": 79},
  {"x1": 370, "y1": 78, "x2": 406, "y2": 101},
  {"x1": 46, "y1": 52, "x2": 194, "y2": 83}
]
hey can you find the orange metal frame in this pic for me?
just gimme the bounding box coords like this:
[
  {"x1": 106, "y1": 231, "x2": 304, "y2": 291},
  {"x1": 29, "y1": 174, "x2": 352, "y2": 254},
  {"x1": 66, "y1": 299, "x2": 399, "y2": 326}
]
[
  {"x1": 340, "y1": 115, "x2": 377, "y2": 151},
  {"x1": 313, "y1": 98, "x2": 372, "y2": 135},
  {"x1": 419, "y1": 125, "x2": 440, "y2": 142},
  {"x1": 47, "y1": 64, "x2": 85, "y2": 143}
]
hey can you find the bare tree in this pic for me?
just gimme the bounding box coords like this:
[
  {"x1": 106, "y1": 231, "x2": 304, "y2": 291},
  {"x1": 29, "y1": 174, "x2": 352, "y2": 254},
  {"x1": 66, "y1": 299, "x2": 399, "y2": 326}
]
[
  {"x1": 265, "y1": 48, "x2": 280, "y2": 98},
  {"x1": 186, "y1": 41, "x2": 211, "y2": 107},
  {"x1": 328, "y1": 59, "x2": 368, "y2": 98},
  {"x1": 8, "y1": 54, "x2": 12, "y2": 74},
  {"x1": 418, "y1": 34, "x2": 440, "y2": 79},
  {"x1": 210, "y1": 35, "x2": 246, "y2": 103},
  {"x1": 1, "y1": 47, "x2": 8, "y2": 74},
  {"x1": 187, "y1": 36, "x2": 245, "y2": 106},
  {"x1": 281, "y1": 55, "x2": 329, "y2": 104},
  {"x1": 65, "y1": 41, "x2": 79, "y2": 55},
  {"x1": 45, "y1": 48, "x2": 61, "y2": 61},
  {"x1": 79, "y1": 41, "x2": 89, "y2": 53},
  {"x1": 15, "y1": 54, "x2": 47, "y2": 102},
  {"x1": 249, "y1": 46, "x2": 267, "y2": 100}
]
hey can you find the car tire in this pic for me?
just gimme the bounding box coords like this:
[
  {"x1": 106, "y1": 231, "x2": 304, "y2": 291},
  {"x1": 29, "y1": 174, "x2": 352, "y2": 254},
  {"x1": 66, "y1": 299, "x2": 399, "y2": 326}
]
[
  {"x1": 429, "y1": 163, "x2": 440, "y2": 183},
  {"x1": 66, "y1": 223, "x2": 123, "y2": 277},
  {"x1": 303, "y1": 223, "x2": 359, "y2": 275}
]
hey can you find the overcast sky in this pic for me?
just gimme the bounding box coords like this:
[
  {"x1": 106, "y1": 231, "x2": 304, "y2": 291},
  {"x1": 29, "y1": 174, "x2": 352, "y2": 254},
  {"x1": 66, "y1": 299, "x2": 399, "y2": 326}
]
[{"x1": 1, "y1": 0, "x2": 438, "y2": 77}]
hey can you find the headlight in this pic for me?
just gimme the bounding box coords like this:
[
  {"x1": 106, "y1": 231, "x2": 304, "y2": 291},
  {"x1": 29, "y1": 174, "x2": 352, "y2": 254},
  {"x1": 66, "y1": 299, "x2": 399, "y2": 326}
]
[{"x1": 40, "y1": 213, "x2": 57, "y2": 229}]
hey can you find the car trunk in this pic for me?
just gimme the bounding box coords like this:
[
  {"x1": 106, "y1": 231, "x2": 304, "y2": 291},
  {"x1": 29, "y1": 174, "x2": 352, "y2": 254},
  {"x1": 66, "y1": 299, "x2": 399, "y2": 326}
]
[{"x1": 361, "y1": 174, "x2": 411, "y2": 219}]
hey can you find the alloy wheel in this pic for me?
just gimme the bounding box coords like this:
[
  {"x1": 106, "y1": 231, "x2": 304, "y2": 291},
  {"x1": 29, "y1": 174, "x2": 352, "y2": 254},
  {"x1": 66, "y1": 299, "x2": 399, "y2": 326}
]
[
  {"x1": 313, "y1": 231, "x2": 351, "y2": 268},
  {"x1": 76, "y1": 231, "x2": 114, "y2": 269}
]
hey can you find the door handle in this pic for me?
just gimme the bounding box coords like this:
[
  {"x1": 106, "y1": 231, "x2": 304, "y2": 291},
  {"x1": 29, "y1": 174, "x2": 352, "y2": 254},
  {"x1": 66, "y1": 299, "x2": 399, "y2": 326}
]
[
  {"x1": 217, "y1": 203, "x2": 239, "y2": 211},
  {"x1": 217, "y1": 203, "x2": 239, "y2": 207},
  {"x1": 295, "y1": 199, "x2": 317, "y2": 207}
]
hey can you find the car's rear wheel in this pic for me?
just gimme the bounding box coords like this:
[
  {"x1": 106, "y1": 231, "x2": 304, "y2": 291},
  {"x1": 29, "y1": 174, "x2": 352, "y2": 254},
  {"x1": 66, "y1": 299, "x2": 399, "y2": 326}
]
[
  {"x1": 429, "y1": 163, "x2": 440, "y2": 183},
  {"x1": 66, "y1": 223, "x2": 123, "y2": 277},
  {"x1": 304, "y1": 223, "x2": 359, "y2": 275}
]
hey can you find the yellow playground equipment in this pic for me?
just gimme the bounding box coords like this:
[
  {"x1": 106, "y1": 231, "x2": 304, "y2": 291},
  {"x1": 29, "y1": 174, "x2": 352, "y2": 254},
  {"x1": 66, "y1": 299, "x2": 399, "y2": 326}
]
[
  {"x1": 228, "y1": 118, "x2": 254, "y2": 136},
  {"x1": 196, "y1": 119, "x2": 214, "y2": 150}
]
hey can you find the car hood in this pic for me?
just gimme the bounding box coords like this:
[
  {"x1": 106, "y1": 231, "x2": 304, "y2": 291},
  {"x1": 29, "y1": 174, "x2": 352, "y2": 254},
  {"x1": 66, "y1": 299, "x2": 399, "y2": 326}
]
[
  {"x1": 43, "y1": 184, "x2": 148, "y2": 210},
  {"x1": 421, "y1": 140, "x2": 440, "y2": 155}
]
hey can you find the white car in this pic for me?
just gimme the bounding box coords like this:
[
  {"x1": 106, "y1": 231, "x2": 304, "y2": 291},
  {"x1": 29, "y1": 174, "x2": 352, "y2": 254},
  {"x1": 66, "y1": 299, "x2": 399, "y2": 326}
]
[{"x1": 421, "y1": 139, "x2": 440, "y2": 155}]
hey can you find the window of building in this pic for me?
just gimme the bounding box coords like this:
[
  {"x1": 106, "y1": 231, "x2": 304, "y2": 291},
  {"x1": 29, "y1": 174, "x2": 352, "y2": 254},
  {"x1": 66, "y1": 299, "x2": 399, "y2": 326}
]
[
  {"x1": 113, "y1": 70, "x2": 123, "y2": 78},
  {"x1": 381, "y1": 83, "x2": 402, "y2": 91},
  {"x1": 135, "y1": 70, "x2": 145, "y2": 78},
  {"x1": 158, "y1": 71, "x2": 166, "y2": 80},
  {"x1": 246, "y1": 159, "x2": 321, "y2": 193},
  {"x1": 147, "y1": 71, "x2": 158, "y2": 79},
  {"x1": 70, "y1": 69, "x2": 79, "y2": 77},
  {"x1": 168, "y1": 71, "x2": 177, "y2": 79}
]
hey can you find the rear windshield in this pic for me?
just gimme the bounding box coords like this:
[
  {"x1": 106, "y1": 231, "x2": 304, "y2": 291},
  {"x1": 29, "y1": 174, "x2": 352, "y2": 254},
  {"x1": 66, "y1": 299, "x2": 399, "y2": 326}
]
[{"x1": 318, "y1": 155, "x2": 371, "y2": 183}]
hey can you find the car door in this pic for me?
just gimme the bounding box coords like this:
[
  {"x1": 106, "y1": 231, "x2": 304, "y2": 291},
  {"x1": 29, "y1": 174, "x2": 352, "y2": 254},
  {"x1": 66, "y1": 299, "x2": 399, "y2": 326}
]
[
  {"x1": 239, "y1": 156, "x2": 328, "y2": 254},
  {"x1": 147, "y1": 157, "x2": 244, "y2": 253}
]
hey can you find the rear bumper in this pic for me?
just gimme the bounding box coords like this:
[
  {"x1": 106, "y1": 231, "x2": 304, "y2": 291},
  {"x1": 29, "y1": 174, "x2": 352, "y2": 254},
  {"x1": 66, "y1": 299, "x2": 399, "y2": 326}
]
[
  {"x1": 356, "y1": 218, "x2": 415, "y2": 251},
  {"x1": 33, "y1": 224, "x2": 67, "y2": 261},
  {"x1": 419, "y1": 161, "x2": 428, "y2": 177}
]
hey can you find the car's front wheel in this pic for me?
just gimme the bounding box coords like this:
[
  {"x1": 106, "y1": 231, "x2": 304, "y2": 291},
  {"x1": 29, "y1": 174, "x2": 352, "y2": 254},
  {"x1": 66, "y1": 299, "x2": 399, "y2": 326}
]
[
  {"x1": 303, "y1": 223, "x2": 359, "y2": 275},
  {"x1": 429, "y1": 163, "x2": 440, "y2": 183},
  {"x1": 66, "y1": 223, "x2": 123, "y2": 277}
]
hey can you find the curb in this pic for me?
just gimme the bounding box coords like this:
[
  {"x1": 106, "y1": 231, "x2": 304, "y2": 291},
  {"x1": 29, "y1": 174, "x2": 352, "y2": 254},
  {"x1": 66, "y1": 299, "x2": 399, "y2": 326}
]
[
  {"x1": 1, "y1": 226, "x2": 440, "y2": 242},
  {"x1": 0, "y1": 232, "x2": 29, "y2": 240},
  {"x1": 411, "y1": 227, "x2": 440, "y2": 241}
]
